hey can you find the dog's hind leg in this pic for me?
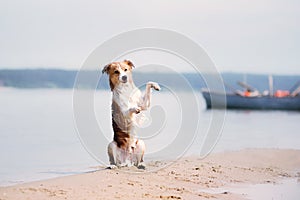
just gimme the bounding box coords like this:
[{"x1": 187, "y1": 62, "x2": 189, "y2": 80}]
[
  {"x1": 107, "y1": 141, "x2": 117, "y2": 169},
  {"x1": 133, "y1": 139, "x2": 146, "y2": 169}
]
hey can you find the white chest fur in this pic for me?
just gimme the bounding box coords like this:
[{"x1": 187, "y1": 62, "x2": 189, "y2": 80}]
[
  {"x1": 113, "y1": 83, "x2": 142, "y2": 113},
  {"x1": 112, "y1": 83, "x2": 144, "y2": 132}
]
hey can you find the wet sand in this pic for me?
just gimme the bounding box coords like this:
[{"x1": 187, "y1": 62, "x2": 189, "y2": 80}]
[{"x1": 1, "y1": 149, "x2": 300, "y2": 200}]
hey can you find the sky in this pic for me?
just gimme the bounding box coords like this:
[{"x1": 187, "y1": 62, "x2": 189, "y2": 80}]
[{"x1": 0, "y1": 0, "x2": 299, "y2": 74}]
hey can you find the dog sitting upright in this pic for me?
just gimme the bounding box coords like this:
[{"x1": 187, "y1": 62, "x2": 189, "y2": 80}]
[{"x1": 102, "y1": 60, "x2": 160, "y2": 169}]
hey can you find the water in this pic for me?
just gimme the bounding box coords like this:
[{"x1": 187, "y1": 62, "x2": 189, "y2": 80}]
[
  {"x1": 0, "y1": 89, "x2": 98, "y2": 186},
  {"x1": 200, "y1": 178, "x2": 300, "y2": 200},
  {"x1": 0, "y1": 88, "x2": 299, "y2": 186},
  {"x1": 232, "y1": 178, "x2": 300, "y2": 200}
]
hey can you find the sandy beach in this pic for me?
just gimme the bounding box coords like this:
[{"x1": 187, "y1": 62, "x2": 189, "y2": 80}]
[{"x1": 1, "y1": 149, "x2": 300, "y2": 200}]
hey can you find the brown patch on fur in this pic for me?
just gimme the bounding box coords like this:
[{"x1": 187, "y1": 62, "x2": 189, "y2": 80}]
[
  {"x1": 111, "y1": 100, "x2": 133, "y2": 149},
  {"x1": 112, "y1": 120, "x2": 132, "y2": 149}
]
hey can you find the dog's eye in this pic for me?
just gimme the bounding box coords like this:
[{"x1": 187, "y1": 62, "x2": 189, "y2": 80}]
[
  {"x1": 124, "y1": 68, "x2": 128, "y2": 72},
  {"x1": 114, "y1": 70, "x2": 119, "y2": 74}
]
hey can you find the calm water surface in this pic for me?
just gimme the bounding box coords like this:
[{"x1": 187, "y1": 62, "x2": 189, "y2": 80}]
[{"x1": 0, "y1": 89, "x2": 299, "y2": 186}]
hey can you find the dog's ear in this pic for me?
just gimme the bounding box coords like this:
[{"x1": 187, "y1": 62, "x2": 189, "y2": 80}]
[
  {"x1": 124, "y1": 60, "x2": 135, "y2": 69},
  {"x1": 102, "y1": 63, "x2": 111, "y2": 74}
]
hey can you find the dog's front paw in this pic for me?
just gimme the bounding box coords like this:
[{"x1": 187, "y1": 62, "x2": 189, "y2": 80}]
[
  {"x1": 149, "y1": 82, "x2": 161, "y2": 91},
  {"x1": 130, "y1": 107, "x2": 141, "y2": 114}
]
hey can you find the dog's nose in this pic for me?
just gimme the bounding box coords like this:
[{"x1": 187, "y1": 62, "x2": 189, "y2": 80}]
[{"x1": 122, "y1": 75, "x2": 127, "y2": 82}]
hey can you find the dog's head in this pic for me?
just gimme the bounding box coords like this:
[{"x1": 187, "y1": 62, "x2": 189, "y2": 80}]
[{"x1": 102, "y1": 60, "x2": 135, "y2": 91}]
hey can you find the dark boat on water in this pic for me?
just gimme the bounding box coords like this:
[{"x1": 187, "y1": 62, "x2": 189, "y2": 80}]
[
  {"x1": 202, "y1": 90, "x2": 300, "y2": 110},
  {"x1": 201, "y1": 77, "x2": 300, "y2": 110}
]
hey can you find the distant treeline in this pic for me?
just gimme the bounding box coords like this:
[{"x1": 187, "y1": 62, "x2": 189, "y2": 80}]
[
  {"x1": 0, "y1": 69, "x2": 299, "y2": 92},
  {"x1": 0, "y1": 69, "x2": 77, "y2": 88}
]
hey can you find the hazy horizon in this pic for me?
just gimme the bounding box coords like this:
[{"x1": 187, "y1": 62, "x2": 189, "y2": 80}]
[{"x1": 1, "y1": 67, "x2": 300, "y2": 76}]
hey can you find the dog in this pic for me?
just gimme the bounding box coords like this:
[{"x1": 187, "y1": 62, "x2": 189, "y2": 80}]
[{"x1": 102, "y1": 60, "x2": 160, "y2": 169}]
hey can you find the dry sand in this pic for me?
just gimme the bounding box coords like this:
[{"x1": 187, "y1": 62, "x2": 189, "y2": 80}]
[{"x1": 1, "y1": 149, "x2": 300, "y2": 200}]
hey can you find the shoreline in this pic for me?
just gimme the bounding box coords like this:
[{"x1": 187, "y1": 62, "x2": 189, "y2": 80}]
[{"x1": 1, "y1": 148, "x2": 300, "y2": 200}]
